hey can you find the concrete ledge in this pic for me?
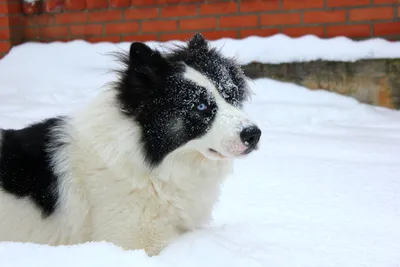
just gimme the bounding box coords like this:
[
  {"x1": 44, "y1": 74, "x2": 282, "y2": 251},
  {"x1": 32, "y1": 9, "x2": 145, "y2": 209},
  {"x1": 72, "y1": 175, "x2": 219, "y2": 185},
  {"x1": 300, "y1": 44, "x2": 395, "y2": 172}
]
[{"x1": 242, "y1": 59, "x2": 400, "y2": 109}]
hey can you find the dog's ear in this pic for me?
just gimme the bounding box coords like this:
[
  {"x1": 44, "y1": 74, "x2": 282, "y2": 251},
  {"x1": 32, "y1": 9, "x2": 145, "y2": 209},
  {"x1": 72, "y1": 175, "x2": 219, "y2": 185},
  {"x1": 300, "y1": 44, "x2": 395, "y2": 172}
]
[
  {"x1": 115, "y1": 42, "x2": 171, "y2": 114},
  {"x1": 187, "y1": 33, "x2": 209, "y2": 52},
  {"x1": 128, "y1": 42, "x2": 170, "y2": 88}
]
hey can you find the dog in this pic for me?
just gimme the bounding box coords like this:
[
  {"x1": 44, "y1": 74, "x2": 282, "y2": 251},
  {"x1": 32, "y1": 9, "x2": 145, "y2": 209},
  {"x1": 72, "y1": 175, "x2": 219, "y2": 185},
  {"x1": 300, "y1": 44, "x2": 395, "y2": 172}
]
[{"x1": 0, "y1": 33, "x2": 261, "y2": 256}]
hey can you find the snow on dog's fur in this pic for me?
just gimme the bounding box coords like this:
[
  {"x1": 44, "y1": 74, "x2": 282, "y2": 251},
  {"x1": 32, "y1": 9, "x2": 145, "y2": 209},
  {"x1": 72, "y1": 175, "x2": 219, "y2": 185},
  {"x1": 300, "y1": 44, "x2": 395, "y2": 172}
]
[{"x1": 0, "y1": 34, "x2": 261, "y2": 256}]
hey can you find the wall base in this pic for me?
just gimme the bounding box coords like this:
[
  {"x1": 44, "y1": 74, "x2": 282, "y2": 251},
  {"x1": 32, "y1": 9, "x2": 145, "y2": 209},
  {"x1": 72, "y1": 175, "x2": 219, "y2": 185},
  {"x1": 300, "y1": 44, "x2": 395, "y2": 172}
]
[{"x1": 243, "y1": 59, "x2": 400, "y2": 109}]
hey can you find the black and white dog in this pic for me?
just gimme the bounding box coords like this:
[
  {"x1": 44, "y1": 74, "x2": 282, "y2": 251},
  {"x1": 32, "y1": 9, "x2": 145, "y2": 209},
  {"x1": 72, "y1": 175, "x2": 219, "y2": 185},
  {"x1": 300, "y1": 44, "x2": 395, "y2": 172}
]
[{"x1": 0, "y1": 34, "x2": 261, "y2": 256}]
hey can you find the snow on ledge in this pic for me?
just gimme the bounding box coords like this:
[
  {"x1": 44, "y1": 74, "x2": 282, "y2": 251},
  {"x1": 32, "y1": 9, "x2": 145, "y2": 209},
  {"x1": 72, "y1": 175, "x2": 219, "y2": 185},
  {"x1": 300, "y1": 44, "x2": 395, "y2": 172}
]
[
  {"x1": 5, "y1": 34, "x2": 400, "y2": 66},
  {"x1": 205, "y1": 34, "x2": 400, "y2": 64}
]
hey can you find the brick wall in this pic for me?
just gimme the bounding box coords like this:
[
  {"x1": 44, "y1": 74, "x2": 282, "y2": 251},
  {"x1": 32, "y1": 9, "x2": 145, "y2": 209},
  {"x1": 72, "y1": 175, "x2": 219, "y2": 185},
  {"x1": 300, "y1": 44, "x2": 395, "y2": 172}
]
[
  {"x1": 0, "y1": 3, "x2": 10, "y2": 57},
  {"x1": 0, "y1": 0, "x2": 400, "y2": 58}
]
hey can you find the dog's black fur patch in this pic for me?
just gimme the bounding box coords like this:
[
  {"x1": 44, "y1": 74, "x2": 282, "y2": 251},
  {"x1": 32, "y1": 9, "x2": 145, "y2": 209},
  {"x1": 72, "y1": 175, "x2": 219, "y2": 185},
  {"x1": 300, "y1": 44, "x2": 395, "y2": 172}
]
[{"x1": 0, "y1": 118, "x2": 65, "y2": 217}]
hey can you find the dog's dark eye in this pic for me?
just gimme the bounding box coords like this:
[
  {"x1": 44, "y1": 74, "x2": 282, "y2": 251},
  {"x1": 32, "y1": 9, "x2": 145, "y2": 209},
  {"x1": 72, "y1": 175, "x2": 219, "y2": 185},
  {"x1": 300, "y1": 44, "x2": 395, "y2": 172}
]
[{"x1": 197, "y1": 103, "x2": 207, "y2": 111}]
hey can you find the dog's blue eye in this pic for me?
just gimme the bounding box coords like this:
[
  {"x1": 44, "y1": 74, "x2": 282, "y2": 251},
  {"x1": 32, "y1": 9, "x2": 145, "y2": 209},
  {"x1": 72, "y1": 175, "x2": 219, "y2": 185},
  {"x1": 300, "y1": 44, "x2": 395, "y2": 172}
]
[{"x1": 197, "y1": 103, "x2": 207, "y2": 111}]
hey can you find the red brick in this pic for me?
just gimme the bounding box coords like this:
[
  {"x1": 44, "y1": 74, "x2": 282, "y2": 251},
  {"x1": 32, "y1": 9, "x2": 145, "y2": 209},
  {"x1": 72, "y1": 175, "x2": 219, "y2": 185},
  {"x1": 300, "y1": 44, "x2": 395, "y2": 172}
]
[
  {"x1": 86, "y1": 0, "x2": 109, "y2": 9},
  {"x1": 9, "y1": 4, "x2": 22, "y2": 14},
  {"x1": 161, "y1": 5, "x2": 197, "y2": 17},
  {"x1": 110, "y1": 0, "x2": 131, "y2": 7},
  {"x1": 8, "y1": 16, "x2": 25, "y2": 27},
  {"x1": 240, "y1": 0, "x2": 279, "y2": 12},
  {"x1": 0, "y1": 41, "x2": 11, "y2": 53},
  {"x1": 220, "y1": 15, "x2": 258, "y2": 28},
  {"x1": 326, "y1": 24, "x2": 371, "y2": 37},
  {"x1": 374, "y1": 22, "x2": 400, "y2": 36},
  {"x1": 37, "y1": 26, "x2": 69, "y2": 38},
  {"x1": 180, "y1": 18, "x2": 217, "y2": 31},
  {"x1": 200, "y1": 2, "x2": 238, "y2": 15},
  {"x1": 124, "y1": 8, "x2": 158, "y2": 20},
  {"x1": 398, "y1": 6, "x2": 400, "y2": 16},
  {"x1": 283, "y1": 26, "x2": 324, "y2": 37},
  {"x1": 202, "y1": 30, "x2": 238, "y2": 40},
  {"x1": 64, "y1": 0, "x2": 86, "y2": 10},
  {"x1": 160, "y1": 32, "x2": 195, "y2": 41},
  {"x1": 149, "y1": 0, "x2": 184, "y2": 5},
  {"x1": 24, "y1": 27, "x2": 37, "y2": 39},
  {"x1": 25, "y1": 14, "x2": 54, "y2": 26},
  {"x1": 373, "y1": 0, "x2": 400, "y2": 3},
  {"x1": 326, "y1": 0, "x2": 372, "y2": 7},
  {"x1": 0, "y1": 3, "x2": 7, "y2": 13},
  {"x1": 261, "y1": 13, "x2": 301, "y2": 26},
  {"x1": 0, "y1": 17, "x2": 8, "y2": 28},
  {"x1": 122, "y1": 34, "x2": 158, "y2": 41},
  {"x1": 156, "y1": 0, "x2": 181, "y2": 4},
  {"x1": 304, "y1": 10, "x2": 346, "y2": 24},
  {"x1": 350, "y1": 7, "x2": 394, "y2": 21},
  {"x1": 88, "y1": 36, "x2": 121, "y2": 42},
  {"x1": 43, "y1": 0, "x2": 64, "y2": 12},
  {"x1": 36, "y1": 37, "x2": 70, "y2": 42},
  {"x1": 70, "y1": 24, "x2": 103, "y2": 36},
  {"x1": 7, "y1": 2, "x2": 22, "y2": 14},
  {"x1": 0, "y1": 28, "x2": 10, "y2": 40},
  {"x1": 282, "y1": 0, "x2": 323, "y2": 10},
  {"x1": 132, "y1": 0, "x2": 157, "y2": 5},
  {"x1": 88, "y1": 10, "x2": 122, "y2": 22},
  {"x1": 55, "y1": 13, "x2": 87, "y2": 24},
  {"x1": 161, "y1": 30, "x2": 238, "y2": 41},
  {"x1": 105, "y1": 22, "x2": 140, "y2": 34},
  {"x1": 180, "y1": 0, "x2": 203, "y2": 2},
  {"x1": 22, "y1": 1, "x2": 41, "y2": 15},
  {"x1": 10, "y1": 39, "x2": 24, "y2": 47},
  {"x1": 142, "y1": 20, "x2": 177, "y2": 32},
  {"x1": 240, "y1": 28, "x2": 280, "y2": 38}
]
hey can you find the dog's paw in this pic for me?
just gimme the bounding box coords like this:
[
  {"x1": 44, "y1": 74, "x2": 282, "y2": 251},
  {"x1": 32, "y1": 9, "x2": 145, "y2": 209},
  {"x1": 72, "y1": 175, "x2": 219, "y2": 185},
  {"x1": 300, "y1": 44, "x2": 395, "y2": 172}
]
[{"x1": 144, "y1": 243, "x2": 166, "y2": 257}]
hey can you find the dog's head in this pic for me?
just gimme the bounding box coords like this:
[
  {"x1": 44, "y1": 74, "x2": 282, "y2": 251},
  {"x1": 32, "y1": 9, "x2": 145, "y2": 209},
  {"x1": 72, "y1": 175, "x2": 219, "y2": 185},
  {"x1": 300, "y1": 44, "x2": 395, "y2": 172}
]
[{"x1": 114, "y1": 33, "x2": 261, "y2": 167}]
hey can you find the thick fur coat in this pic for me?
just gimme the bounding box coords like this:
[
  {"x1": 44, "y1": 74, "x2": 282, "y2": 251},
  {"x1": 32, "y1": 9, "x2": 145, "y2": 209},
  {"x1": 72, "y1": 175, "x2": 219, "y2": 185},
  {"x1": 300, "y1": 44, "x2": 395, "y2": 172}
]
[{"x1": 0, "y1": 34, "x2": 261, "y2": 256}]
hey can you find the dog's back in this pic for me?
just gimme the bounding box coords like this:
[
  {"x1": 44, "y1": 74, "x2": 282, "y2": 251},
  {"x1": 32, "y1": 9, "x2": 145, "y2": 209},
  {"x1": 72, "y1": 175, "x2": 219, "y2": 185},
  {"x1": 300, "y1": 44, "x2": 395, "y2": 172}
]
[{"x1": 0, "y1": 118, "x2": 90, "y2": 245}]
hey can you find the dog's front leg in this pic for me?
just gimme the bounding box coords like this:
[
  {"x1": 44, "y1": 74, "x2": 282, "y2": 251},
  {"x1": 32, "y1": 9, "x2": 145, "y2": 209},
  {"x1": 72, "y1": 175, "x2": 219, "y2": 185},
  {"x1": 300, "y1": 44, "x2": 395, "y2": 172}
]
[{"x1": 142, "y1": 222, "x2": 180, "y2": 257}]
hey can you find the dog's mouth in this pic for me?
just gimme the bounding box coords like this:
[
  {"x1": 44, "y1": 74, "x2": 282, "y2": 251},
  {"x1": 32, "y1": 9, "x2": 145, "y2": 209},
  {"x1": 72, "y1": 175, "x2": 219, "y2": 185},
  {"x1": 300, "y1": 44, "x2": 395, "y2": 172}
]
[
  {"x1": 208, "y1": 148, "x2": 226, "y2": 159},
  {"x1": 208, "y1": 145, "x2": 257, "y2": 159},
  {"x1": 241, "y1": 145, "x2": 258, "y2": 156}
]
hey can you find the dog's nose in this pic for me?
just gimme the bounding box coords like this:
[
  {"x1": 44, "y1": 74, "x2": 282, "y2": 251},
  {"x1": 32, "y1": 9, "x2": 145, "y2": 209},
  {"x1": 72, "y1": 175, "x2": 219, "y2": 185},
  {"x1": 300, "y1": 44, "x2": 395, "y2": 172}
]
[{"x1": 240, "y1": 126, "x2": 261, "y2": 147}]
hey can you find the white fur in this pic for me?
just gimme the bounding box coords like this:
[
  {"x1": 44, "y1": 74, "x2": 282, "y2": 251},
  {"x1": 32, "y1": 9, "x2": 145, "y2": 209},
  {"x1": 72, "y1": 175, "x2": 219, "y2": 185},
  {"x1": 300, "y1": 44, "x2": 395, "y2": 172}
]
[
  {"x1": 183, "y1": 66, "x2": 253, "y2": 159},
  {"x1": 0, "y1": 66, "x2": 257, "y2": 256}
]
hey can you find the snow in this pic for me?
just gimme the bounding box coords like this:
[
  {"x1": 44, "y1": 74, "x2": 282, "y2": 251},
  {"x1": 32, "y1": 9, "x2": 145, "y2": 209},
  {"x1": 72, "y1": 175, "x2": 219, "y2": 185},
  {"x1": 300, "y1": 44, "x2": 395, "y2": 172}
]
[
  {"x1": 210, "y1": 34, "x2": 400, "y2": 64},
  {"x1": 23, "y1": 0, "x2": 39, "y2": 4},
  {"x1": 0, "y1": 35, "x2": 400, "y2": 267},
  {"x1": 146, "y1": 34, "x2": 400, "y2": 64}
]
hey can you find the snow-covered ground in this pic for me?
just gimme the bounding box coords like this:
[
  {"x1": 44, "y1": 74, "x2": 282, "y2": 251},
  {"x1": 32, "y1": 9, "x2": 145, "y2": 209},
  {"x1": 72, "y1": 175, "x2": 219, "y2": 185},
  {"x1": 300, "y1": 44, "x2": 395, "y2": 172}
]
[{"x1": 0, "y1": 35, "x2": 399, "y2": 267}]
